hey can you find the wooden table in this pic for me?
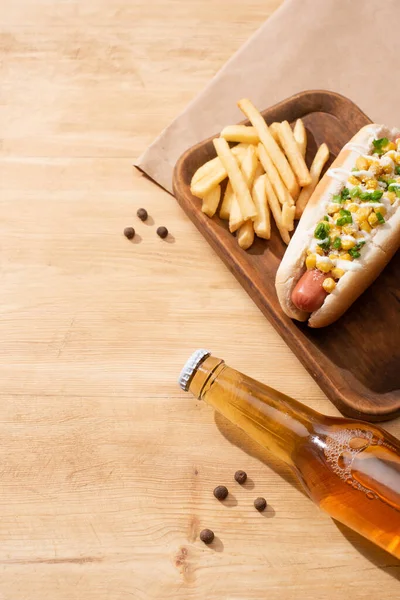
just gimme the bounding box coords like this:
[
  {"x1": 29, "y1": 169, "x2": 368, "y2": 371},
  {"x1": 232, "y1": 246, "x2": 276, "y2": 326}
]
[{"x1": 1, "y1": 1, "x2": 399, "y2": 598}]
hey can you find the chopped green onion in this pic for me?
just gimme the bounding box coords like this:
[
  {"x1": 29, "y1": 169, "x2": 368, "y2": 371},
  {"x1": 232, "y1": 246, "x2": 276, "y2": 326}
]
[
  {"x1": 388, "y1": 183, "x2": 400, "y2": 197},
  {"x1": 387, "y1": 178, "x2": 397, "y2": 185},
  {"x1": 350, "y1": 187, "x2": 361, "y2": 197},
  {"x1": 368, "y1": 190, "x2": 383, "y2": 202},
  {"x1": 336, "y1": 216, "x2": 353, "y2": 226},
  {"x1": 348, "y1": 240, "x2": 366, "y2": 259},
  {"x1": 348, "y1": 248, "x2": 361, "y2": 259},
  {"x1": 314, "y1": 222, "x2": 330, "y2": 240},
  {"x1": 372, "y1": 137, "x2": 389, "y2": 155},
  {"x1": 318, "y1": 240, "x2": 331, "y2": 252},
  {"x1": 395, "y1": 165, "x2": 400, "y2": 175},
  {"x1": 332, "y1": 237, "x2": 342, "y2": 250},
  {"x1": 376, "y1": 212, "x2": 385, "y2": 224},
  {"x1": 351, "y1": 167, "x2": 359, "y2": 172},
  {"x1": 332, "y1": 188, "x2": 350, "y2": 203},
  {"x1": 360, "y1": 191, "x2": 371, "y2": 200},
  {"x1": 339, "y1": 208, "x2": 351, "y2": 217},
  {"x1": 378, "y1": 178, "x2": 388, "y2": 189},
  {"x1": 323, "y1": 216, "x2": 329, "y2": 222}
]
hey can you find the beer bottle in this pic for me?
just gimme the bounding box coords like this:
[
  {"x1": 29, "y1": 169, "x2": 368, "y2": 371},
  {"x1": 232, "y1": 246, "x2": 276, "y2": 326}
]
[{"x1": 179, "y1": 350, "x2": 400, "y2": 558}]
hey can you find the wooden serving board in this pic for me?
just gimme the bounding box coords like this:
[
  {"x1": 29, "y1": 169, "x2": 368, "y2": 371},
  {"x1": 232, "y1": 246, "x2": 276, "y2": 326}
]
[{"x1": 173, "y1": 90, "x2": 400, "y2": 422}]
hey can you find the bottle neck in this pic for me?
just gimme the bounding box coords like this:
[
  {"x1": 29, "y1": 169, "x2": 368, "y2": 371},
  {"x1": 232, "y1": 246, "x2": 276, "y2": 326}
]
[{"x1": 189, "y1": 356, "x2": 319, "y2": 466}]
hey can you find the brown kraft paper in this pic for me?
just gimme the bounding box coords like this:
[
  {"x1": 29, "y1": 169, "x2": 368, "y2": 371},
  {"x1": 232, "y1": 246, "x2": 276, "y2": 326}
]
[{"x1": 136, "y1": 0, "x2": 400, "y2": 194}]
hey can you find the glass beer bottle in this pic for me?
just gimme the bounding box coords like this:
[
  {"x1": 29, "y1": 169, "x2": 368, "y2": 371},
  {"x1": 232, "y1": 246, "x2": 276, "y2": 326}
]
[{"x1": 179, "y1": 350, "x2": 400, "y2": 559}]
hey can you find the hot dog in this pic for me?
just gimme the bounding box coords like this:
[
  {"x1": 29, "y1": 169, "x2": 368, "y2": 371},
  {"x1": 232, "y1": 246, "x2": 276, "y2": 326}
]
[
  {"x1": 275, "y1": 124, "x2": 400, "y2": 328},
  {"x1": 291, "y1": 269, "x2": 329, "y2": 313}
]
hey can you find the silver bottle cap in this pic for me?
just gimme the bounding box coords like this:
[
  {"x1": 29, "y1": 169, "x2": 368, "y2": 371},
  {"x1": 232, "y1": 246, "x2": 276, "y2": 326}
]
[{"x1": 178, "y1": 349, "x2": 211, "y2": 392}]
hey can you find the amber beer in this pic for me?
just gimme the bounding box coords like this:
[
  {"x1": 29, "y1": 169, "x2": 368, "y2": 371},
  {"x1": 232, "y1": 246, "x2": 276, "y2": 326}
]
[{"x1": 179, "y1": 351, "x2": 400, "y2": 558}]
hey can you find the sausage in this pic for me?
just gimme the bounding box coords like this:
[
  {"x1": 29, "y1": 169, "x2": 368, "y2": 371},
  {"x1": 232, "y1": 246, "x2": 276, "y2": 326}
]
[{"x1": 291, "y1": 269, "x2": 330, "y2": 313}]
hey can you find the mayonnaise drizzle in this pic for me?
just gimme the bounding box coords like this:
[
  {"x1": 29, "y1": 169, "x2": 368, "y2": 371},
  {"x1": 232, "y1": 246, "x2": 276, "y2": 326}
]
[
  {"x1": 326, "y1": 168, "x2": 351, "y2": 182},
  {"x1": 344, "y1": 143, "x2": 369, "y2": 154},
  {"x1": 316, "y1": 256, "x2": 332, "y2": 267},
  {"x1": 361, "y1": 154, "x2": 380, "y2": 162},
  {"x1": 381, "y1": 156, "x2": 394, "y2": 170},
  {"x1": 326, "y1": 167, "x2": 375, "y2": 181},
  {"x1": 334, "y1": 259, "x2": 363, "y2": 272},
  {"x1": 340, "y1": 234, "x2": 357, "y2": 243},
  {"x1": 350, "y1": 170, "x2": 371, "y2": 178}
]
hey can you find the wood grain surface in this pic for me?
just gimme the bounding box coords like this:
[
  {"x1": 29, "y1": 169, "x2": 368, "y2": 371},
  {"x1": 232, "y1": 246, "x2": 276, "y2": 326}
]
[{"x1": 1, "y1": 1, "x2": 399, "y2": 599}]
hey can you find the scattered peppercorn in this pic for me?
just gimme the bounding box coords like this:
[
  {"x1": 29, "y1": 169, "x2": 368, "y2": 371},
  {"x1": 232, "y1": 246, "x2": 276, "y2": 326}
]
[
  {"x1": 123, "y1": 227, "x2": 135, "y2": 240},
  {"x1": 234, "y1": 470, "x2": 247, "y2": 485},
  {"x1": 254, "y1": 497, "x2": 267, "y2": 512},
  {"x1": 213, "y1": 485, "x2": 228, "y2": 501},
  {"x1": 156, "y1": 226, "x2": 168, "y2": 239},
  {"x1": 137, "y1": 208, "x2": 148, "y2": 221},
  {"x1": 200, "y1": 529, "x2": 214, "y2": 545}
]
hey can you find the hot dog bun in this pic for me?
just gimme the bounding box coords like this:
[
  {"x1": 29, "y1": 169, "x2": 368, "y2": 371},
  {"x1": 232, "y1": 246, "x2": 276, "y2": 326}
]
[{"x1": 275, "y1": 124, "x2": 400, "y2": 328}]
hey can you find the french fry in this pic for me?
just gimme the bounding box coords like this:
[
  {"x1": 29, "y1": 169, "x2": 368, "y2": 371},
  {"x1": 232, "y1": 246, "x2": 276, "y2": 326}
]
[
  {"x1": 237, "y1": 220, "x2": 255, "y2": 250},
  {"x1": 252, "y1": 174, "x2": 270, "y2": 239},
  {"x1": 190, "y1": 165, "x2": 226, "y2": 198},
  {"x1": 219, "y1": 181, "x2": 235, "y2": 220},
  {"x1": 220, "y1": 149, "x2": 249, "y2": 221},
  {"x1": 211, "y1": 138, "x2": 256, "y2": 226},
  {"x1": 253, "y1": 162, "x2": 265, "y2": 179},
  {"x1": 269, "y1": 122, "x2": 281, "y2": 144},
  {"x1": 237, "y1": 99, "x2": 300, "y2": 198},
  {"x1": 277, "y1": 121, "x2": 311, "y2": 186},
  {"x1": 241, "y1": 145, "x2": 259, "y2": 185},
  {"x1": 264, "y1": 176, "x2": 291, "y2": 245},
  {"x1": 231, "y1": 143, "x2": 250, "y2": 162},
  {"x1": 229, "y1": 196, "x2": 244, "y2": 232},
  {"x1": 281, "y1": 202, "x2": 296, "y2": 232},
  {"x1": 295, "y1": 143, "x2": 330, "y2": 219},
  {"x1": 229, "y1": 145, "x2": 259, "y2": 232},
  {"x1": 257, "y1": 144, "x2": 294, "y2": 207},
  {"x1": 192, "y1": 156, "x2": 221, "y2": 186},
  {"x1": 201, "y1": 184, "x2": 221, "y2": 218},
  {"x1": 221, "y1": 125, "x2": 259, "y2": 144},
  {"x1": 192, "y1": 143, "x2": 248, "y2": 185},
  {"x1": 190, "y1": 143, "x2": 249, "y2": 196},
  {"x1": 293, "y1": 119, "x2": 307, "y2": 158}
]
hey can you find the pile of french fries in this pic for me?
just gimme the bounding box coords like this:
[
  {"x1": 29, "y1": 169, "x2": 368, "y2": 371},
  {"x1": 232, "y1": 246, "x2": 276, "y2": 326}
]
[{"x1": 190, "y1": 99, "x2": 330, "y2": 250}]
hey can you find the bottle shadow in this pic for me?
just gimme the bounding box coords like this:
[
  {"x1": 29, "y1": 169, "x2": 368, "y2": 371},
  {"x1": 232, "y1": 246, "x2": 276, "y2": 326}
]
[
  {"x1": 214, "y1": 411, "x2": 307, "y2": 498},
  {"x1": 333, "y1": 521, "x2": 400, "y2": 581}
]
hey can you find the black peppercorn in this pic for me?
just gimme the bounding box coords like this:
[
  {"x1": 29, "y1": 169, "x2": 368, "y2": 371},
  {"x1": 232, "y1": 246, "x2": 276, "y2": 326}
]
[
  {"x1": 213, "y1": 485, "x2": 228, "y2": 501},
  {"x1": 200, "y1": 529, "x2": 214, "y2": 545},
  {"x1": 123, "y1": 227, "x2": 135, "y2": 240},
  {"x1": 156, "y1": 226, "x2": 168, "y2": 239},
  {"x1": 137, "y1": 208, "x2": 148, "y2": 221},
  {"x1": 234, "y1": 470, "x2": 247, "y2": 485},
  {"x1": 254, "y1": 497, "x2": 267, "y2": 512}
]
